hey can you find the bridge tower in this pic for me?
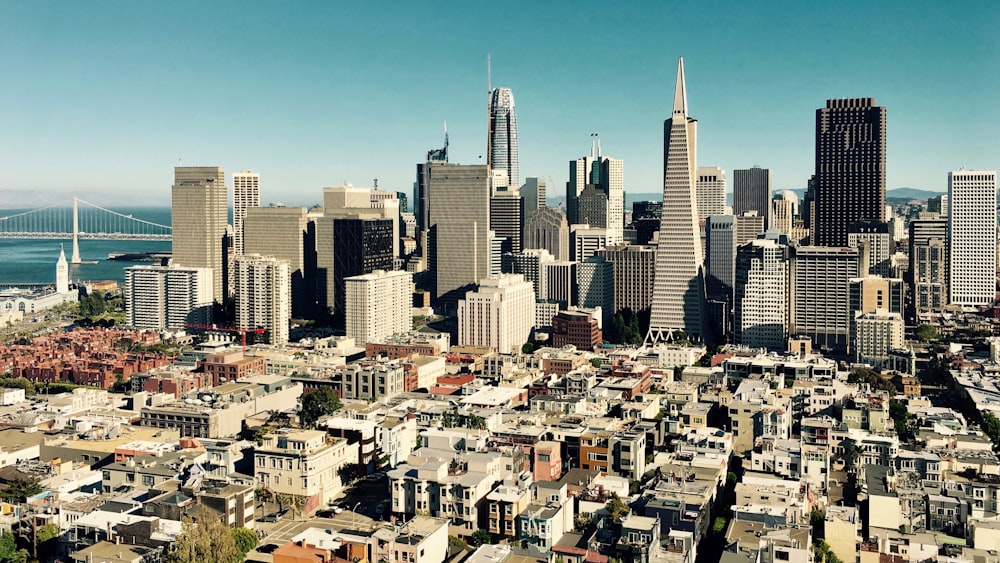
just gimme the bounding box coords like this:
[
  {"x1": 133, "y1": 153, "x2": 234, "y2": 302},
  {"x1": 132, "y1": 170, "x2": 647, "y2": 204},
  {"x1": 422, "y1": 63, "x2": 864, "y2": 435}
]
[{"x1": 71, "y1": 197, "x2": 82, "y2": 264}]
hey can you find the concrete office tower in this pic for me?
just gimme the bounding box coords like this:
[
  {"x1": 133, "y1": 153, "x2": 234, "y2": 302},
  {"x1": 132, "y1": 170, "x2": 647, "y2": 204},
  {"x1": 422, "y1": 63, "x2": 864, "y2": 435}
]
[
  {"x1": 521, "y1": 178, "x2": 546, "y2": 219},
  {"x1": 909, "y1": 215, "x2": 948, "y2": 316},
  {"x1": 948, "y1": 169, "x2": 998, "y2": 308},
  {"x1": 734, "y1": 212, "x2": 765, "y2": 246},
  {"x1": 854, "y1": 310, "x2": 904, "y2": 367},
  {"x1": 566, "y1": 143, "x2": 625, "y2": 245},
  {"x1": 55, "y1": 246, "x2": 69, "y2": 294},
  {"x1": 734, "y1": 239, "x2": 788, "y2": 351},
  {"x1": 488, "y1": 87, "x2": 519, "y2": 190},
  {"x1": 790, "y1": 246, "x2": 861, "y2": 352},
  {"x1": 416, "y1": 131, "x2": 449, "y2": 234},
  {"x1": 595, "y1": 244, "x2": 656, "y2": 314},
  {"x1": 812, "y1": 98, "x2": 886, "y2": 247},
  {"x1": 544, "y1": 261, "x2": 577, "y2": 308},
  {"x1": 426, "y1": 164, "x2": 491, "y2": 308},
  {"x1": 345, "y1": 269, "x2": 413, "y2": 346},
  {"x1": 489, "y1": 230, "x2": 504, "y2": 276},
  {"x1": 848, "y1": 221, "x2": 893, "y2": 277},
  {"x1": 234, "y1": 254, "x2": 290, "y2": 345},
  {"x1": 171, "y1": 166, "x2": 227, "y2": 302},
  {"x1": 524, "y1": 207, "x2": 570, "y2": 261},
  {"x1": 322, "y1": 184, "x2": 400, "y2": 257},
  {"x1": 501, "y1": 248, "x2": 555, "y2": 298},
  {"x1": 244, "y1": 206, "x2": 309, "y2": 318},
  {"x1": 578, "y1": 256, "x2": 614, "y2": 323},
  {"x1": 648, "y1": 57, "x2": 705, "y2": 344},
  {"x1": 333, "y1": 218, "x2": 394, "y2": 320},
  {"x1": 705, "y1": 215, "x2": 735, "y2": 340},
  {"x1": 696, "y1": 167, "x2": 726, "y2": 220},
  {"x1": 232, "y1": 170, "x2": 260, "y2": 256},
  {"x1": 733, "y1": 167, "x2": 771, "y2": 229},
  {"x1": 772, "y1": 195, "x2": 795, "y2": 235},
  {"x1": 125, "y1": 264, "x2": 213, "y2": 330},
  {"x1": 457, "y1": 274, "x2": 534, "y2": 354},
  {"x1": 850, "y1": 276, "x2": 904, "y2": 317},
  {"x1": 571, "y1": 225, "x2": 609, "y2": 262},
  {"x1": 490, "y1": 190, "x2": 523, "y2": 254}
]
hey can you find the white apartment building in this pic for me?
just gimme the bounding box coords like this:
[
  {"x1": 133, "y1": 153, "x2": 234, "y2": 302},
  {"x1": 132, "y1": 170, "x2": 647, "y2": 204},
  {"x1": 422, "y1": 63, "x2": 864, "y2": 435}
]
[
  {"x1": 853, "y1": 310, "x2": 904, "y2": 367},
  {"x1": 345, "y1": 269, "x2": 413, "y2": 345},
  {"x1": 234, "y1": 254, "x2": 290, "y2": 345},
  {"x1": 948, "y1": 169, "x2": 997, "y2": 307},
  {"x1": 125, "y1": 264, "x2": 213, "y2": 330},
  {"x1": 254, "y1": 429, "x2": 350, "y2": 514},
  {"x1": 570, "y1": 225, "x2": 609, "y2": 262},
  {"x1": 458, "y1": 274, "x2": 534, "y2": 354}
]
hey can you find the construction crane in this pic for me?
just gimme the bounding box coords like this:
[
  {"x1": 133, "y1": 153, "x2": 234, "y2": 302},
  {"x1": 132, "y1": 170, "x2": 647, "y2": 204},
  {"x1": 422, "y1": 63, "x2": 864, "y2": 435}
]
[{"x1": 183, "y1": 324, "x2": 267, "y2": 351}]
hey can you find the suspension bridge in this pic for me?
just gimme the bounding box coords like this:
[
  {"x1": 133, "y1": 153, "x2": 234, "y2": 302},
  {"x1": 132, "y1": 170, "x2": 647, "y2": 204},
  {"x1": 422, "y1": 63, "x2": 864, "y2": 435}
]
[{"x1": 0, "y1": 198, "x2": 171, "y2": 264}]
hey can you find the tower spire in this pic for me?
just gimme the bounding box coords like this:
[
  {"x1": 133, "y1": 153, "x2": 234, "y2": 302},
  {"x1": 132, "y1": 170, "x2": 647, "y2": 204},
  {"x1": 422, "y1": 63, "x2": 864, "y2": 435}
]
[{"x1": 673, "y1": 57, "x2": 687, "y2": 117}]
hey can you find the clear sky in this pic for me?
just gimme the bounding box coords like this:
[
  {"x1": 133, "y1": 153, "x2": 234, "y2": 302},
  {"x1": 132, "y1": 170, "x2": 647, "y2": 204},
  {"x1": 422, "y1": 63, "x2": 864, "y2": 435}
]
[{"x1": 1, "y1": 1, "x2": 997, "y2": 208}]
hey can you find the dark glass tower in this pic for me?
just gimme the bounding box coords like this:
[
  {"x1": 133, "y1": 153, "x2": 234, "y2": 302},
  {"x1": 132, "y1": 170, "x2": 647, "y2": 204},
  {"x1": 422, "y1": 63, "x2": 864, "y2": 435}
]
[
  {"x1": 812, "y1": 98, "x2": 886, "y2": 247},
  {"x1": 332, "y1": 218, "x2": 394, "y2": 322}
]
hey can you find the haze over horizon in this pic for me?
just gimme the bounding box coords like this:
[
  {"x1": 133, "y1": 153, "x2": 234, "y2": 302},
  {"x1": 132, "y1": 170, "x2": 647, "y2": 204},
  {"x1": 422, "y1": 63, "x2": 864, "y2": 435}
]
[{"x1": 2, "y1": 1, "x2": 997, "y2": 208}]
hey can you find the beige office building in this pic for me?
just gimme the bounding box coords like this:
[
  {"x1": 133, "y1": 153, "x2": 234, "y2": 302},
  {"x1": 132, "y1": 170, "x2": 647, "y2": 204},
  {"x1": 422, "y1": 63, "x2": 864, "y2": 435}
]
[
  {"x1": 458, "y1": 274, "x2": 534, "y2": 354},
  {"x1": 244, "y1": 206, "x2": 309, "y2": 316},
  {"x1": 232, "y1": 170, "x2": 260, "y2": 256},
  {"x1": 171, "y1": 166, "x2": 227, "y2": 302},
  {"x1": 345, "y1": 269, "x2": 413, "y2": 345}
]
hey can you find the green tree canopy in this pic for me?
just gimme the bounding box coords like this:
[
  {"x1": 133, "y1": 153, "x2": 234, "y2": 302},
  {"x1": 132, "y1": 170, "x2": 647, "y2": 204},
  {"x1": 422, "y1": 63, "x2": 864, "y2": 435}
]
[
  {"x1": 915, "y1": 324, "x2": 938, "y2": 342},
  {"x1": 0, "y1": 530, "x2": 26, "y2": 563},
  {"x1": 230, "y1": 527, "x2": 258, "y2": 556},
  {"x1": 0, "y1": 476, "x2": 43, "y2": 503},
  {"x1": 470, "y1": 529, "x2": 492, "y2": 547},
  {"x1": 605, "y1": 492, "x2": 629, "y2": 523},
  {"x1": 298, "y1": 387, "x2": 343, "y2": 428},
  {"x1": 163, "y1": 508, "x2": 241, "y2": 563}
]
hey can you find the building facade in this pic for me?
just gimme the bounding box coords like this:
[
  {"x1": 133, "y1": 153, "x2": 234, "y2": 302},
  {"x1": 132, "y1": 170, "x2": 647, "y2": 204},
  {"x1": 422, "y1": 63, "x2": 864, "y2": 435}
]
[
  {"x1": 232, "y1": 170, "x2": 260, "y2": 256},
  {"x1": 171, "y1": 166, "x2": 227, "y2": 302},
  {"x1": 695, "y1": 166, "x2": 726, "y2": 220},
  {"x1": 948, "y1": 169, "x2": 997, "y2": 307},
  {"x1": 125, "y1": 265, "x2": 213, "y2": 330},
  {"x1": 733, "y1": 166, "x2": 772, "y2": 229},
  {"x1": 234, "y1": 254, "x2": 290, "y2": 345},
  {"x1": 734, "y1": 239, "x2": 788, "y2": 351},
  {"x1": 488, "y1": 87, "x2": 519, "y2": 190},
  {"x1": 457, "y1": 274, "x2": 535, "y2": 354},
  {"x1": 344, "y1": 269, "x2": 413, "y2": 346},
  {"x1": 790, "y1": 246, "x2": 860, "y2": 352},
  {"x1": 524, "y1": 206, "x2": 570, "y2": 261}
]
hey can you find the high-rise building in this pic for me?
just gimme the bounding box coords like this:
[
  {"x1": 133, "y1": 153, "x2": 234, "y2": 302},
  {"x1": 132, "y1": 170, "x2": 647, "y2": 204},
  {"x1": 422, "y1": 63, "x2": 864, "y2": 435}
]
[
  {"x1": 501, "y1": 248, "x2": 555, "y2": 299},
  {"x1": 695, "y1": 167, "x2": 726, "y2": 220},
  {"x1": 595, "y1": 244, "x2": 656, "y2": 314},
  {"x1": 566, "y1": 144, "x2": 624, "y2": 245},
  {"x1": 854, "y1": 310, "x2": 904, "y2": 368},
  {"x1": 426, "y1": 164, "x2": 491, "y2": 308},
  {"x1": 909, "y1": 215, "x2": 948, "y2": 316},
  {"x1": 543, "y1": 261, "x2": 577, "y2": 309},
  {"x1": 733, "y1": 167, "x2": 771, "y2": 228},
  {"x1": 171, "y1": 166, "x2": 227, "y2": 302},
  {"x1": 734, "y1": 212, "x2": 765, "y2": 246},
  {"x1": 948, "y1": 169, "x2": 998, "y2": 308},
  {"x1": 345, "y1": 269, "x2": 413, "y2": 346},
  {"x1": 790, "y1": 246, "x2": 860, "y2": 352},
  {"x1": 488, "y1": 87, "x2": 518, "y2": 191},
  {"x1": 457, "y1": 274, "x2": 534, "y2": 354},
  {"x1": 416, "y1": 132, "x2": 449, "y2": 234},
  {"x1": 244, "y1": 206, "x2": 310, "y2": 318},
  {"x1": 521, "y1": 178, "x2": 546, "y2": 219},
  {"x1": 812, "y1": 99, "x2": 886, "y2": 247},
  {"x1": 631, "y1": 201, "x2": 662, "y2": 246},
  {"x1": 489, "y1": 191, "x2": 523, "y2": 254},
  {"x1": 577, "y1": 256, "x2": 614, "y2": 325},
  {"x1": 847, "y1": 221, "x2": 893, "y2": 277},
  {"x1": 570, "y1": 225, "x2": 608, "y2": 262},
  {"x1": 734, "y1": 239, "x2": 788, "y2": 351},
  {"x1": 705, "y1": 215, "x2": 735, "y2": 340},
  {"x1": 771, "y1": 196, "x2": 795, "y2": 235},
  {"x1": 333, "y1": 218, "x2": 394, "y2": 320},
  {"x1": 234, "y1": 254, "x2": 290, "y2": 345},
  {"x1": 125, "y1": 264, "x2": 213, "y2": 330},
  {"x1": 648, "y1": 58, "x2": 704, "y2": 343},
  {"x1": 232, "y1": 170, "x2": 260, "y2": 256},
  {"x1": 524, "y1": 207, "x2": 570, "y2": 261}
]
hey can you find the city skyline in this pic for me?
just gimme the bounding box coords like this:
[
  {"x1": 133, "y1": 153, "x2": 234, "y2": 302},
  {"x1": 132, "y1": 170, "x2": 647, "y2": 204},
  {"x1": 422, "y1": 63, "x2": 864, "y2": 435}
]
[{"x1": 2, "y1": 2, "x2": 998, "y2": 207}]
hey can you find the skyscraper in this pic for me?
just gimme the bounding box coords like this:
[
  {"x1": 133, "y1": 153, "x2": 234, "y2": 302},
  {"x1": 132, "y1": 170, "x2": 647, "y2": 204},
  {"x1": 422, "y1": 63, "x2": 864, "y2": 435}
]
[
  {"x1": 909, "y1": 214, "x2": 947, "y2": 316},
  {"x1": 125, "y1": 264, "x2": 214, "y2": 330},
  {"x1": 695, "y1": 166, "x2": 726, "y2": 220},
  {"x1": 234, "y1": 254, "x2": 290, "y2": 345},
  {"x1": 232, "y1": 170, "x2": 260, "y2": 256},
  {"x1": 595, "y1": 244, "x2": 656, "y2": 315},
  {"x1": 244, "y1": 206, "x2": 310, "y2": 318},
  {"x1": 790, "y1": 246, "x2": 860, "y2": 352},
  {"x1": 648, "y1": 57, "x2": 704, "y2": 343},
  {"x1": 705, "y1": 215, "x2": 735, "y2": 341},
  {"x1": 734, "y1": 239, "x2": 788, "y2": 351},
  {"x1": 171, "y1": 166, "x2": 227, "y2": 302},
  {"x1": 524, "y1": 206, "x2": 570, "y2": 261},
  {"x1": 489, "y1": 191, "x2": 523, "y2": 254},
  {"x1": 333, "y1": 218, "x2": 394, "y2": 321},
  {"x1": 521, "y1": 178, "x2": 546, "y2": 219},
  {"x1": 426, "y1": 164, "x2": 491, "y2": 309},
  {"x1": 812, "y1": 98, "x2": 886, "y2": 247},
  {"x1": 416, "y1": 131, "x2": 449, "y2": 234},
  {"x1": 566, "y1": 144, "x2": 624, "y2": 245},
  {"x1": 488, "y1": 87, "x2": 518, "y2": 190},
  {"x1": 733, "y1": 167, "x2": 771, "y2": 228},
  {"x1": 345, "y1": 269, "x2": 413, "y2": 346},
  {"x1": 948, "y1": 169, "x2": 997, "y2": 307}
]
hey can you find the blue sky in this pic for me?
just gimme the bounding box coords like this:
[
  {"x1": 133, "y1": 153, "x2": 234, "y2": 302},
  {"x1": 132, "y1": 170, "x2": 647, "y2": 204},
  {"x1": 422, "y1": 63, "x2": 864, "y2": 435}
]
[{"x1": 1, "y1": 1, "x2": 997, "y2": 207}]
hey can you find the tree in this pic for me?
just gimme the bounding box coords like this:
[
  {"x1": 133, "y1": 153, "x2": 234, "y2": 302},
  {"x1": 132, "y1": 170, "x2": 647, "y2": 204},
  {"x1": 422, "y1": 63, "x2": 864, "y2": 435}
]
[
  {"x1": 0, "y1": 530, "x2": 26, "y2": 563},
  {"x1": 812, "y1": 539, "x2": 843, "y2": 563},
  {"x1": 889, "y1": 400, "x2": 910, "y2": 439},
  {"x1": 470, "y1": 529, "x2": 491, "y2": 547},
  {"x1": 915, "y1": 324, "x2": 938, "y2": 343},
  {"x1": 298, "y1": 387, "x2": 343, "y2": 428},
  {"x1": 605, "y1": 493, "x2": 629, "y2": 523},
  {"x1": 0, "y1": 476, "x2": 43, "y2": 503},
  {"x1": 981, "y1": 412, "x2": 1000, "y2": 446},
  {"x1": 521, "y1": 342, "x2": 536, "y2": 354},
  {"x1": 230, "y1": 527, "x2": 258, "y2": 556},
  {"x1": 163, "y1": 508, "x2": 242, "y2": 563}
]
